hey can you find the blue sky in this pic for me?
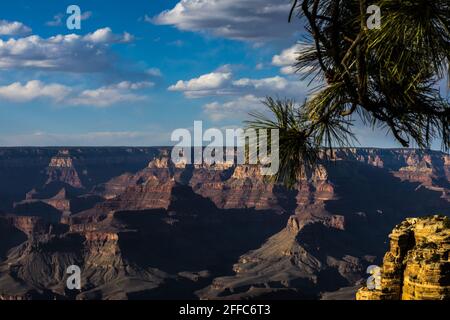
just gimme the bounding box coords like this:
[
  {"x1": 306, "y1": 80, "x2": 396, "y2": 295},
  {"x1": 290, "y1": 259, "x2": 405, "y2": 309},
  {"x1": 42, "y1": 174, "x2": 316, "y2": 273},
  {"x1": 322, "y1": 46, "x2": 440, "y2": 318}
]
[{"x1": 0, "y1": 0, "x2": 447, "y2": 148}]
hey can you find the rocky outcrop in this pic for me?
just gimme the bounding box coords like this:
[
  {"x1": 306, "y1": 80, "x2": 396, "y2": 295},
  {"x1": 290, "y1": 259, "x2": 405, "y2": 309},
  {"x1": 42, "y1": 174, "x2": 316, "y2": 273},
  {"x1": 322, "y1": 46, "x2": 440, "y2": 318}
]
[
  {"x1": 89, "y1": 167, "x2": 176, "y2": 214},
  {"x1": 44, "y1": 188, "x2": 72, "y2": 212},
  {"x1": 23, "y1": 184, "x2": 103, "y2": 219},
  {"x1": 357, "y1": 216, "x2": 450, "y2": 300},
  {"x1": 191, "y1": 165, "x2": 294, "y2": 213},
  {"x1": 7, "y1": 216, "x2": 48, "y2": 236},
  {"x1": 48, "y1": 150, "x2": 74, "y2": 168},
  {"x1": 46, "y1": 150, "x2": 83, "y2": 189}
]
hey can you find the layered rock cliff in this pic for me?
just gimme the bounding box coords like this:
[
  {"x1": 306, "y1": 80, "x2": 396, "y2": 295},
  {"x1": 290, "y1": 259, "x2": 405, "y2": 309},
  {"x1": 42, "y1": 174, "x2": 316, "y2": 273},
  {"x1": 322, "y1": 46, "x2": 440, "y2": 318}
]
[
  {"x1": 356, "y1": 216, "x2": 450, "y2": 300},
  {"x1": 0, "y1": 147, "x2": 449, "y2": 300},
  {"x1": 0, "y1": 147, "x2": 160, "y2": 211},
  {"x1": 46, "y1": 150, "x2": 83, "y2": 188},
  {"x1": 195, "y1": 153, "x2": 450, "y2": 300}
]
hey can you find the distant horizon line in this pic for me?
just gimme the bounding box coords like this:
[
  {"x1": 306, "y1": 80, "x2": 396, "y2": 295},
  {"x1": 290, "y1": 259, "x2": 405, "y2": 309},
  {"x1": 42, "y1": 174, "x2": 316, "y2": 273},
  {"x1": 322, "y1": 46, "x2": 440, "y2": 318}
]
[{"x1": 0, "y1": 146, "x2": 446, "y2": 152}]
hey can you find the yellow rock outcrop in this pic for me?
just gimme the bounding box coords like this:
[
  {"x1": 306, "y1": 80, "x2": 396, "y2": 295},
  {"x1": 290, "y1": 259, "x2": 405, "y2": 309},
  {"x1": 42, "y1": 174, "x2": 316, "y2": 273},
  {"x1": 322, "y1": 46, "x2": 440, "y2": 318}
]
[{"x1": 357, "y1": 215, "x2": 450, "y2": 300}]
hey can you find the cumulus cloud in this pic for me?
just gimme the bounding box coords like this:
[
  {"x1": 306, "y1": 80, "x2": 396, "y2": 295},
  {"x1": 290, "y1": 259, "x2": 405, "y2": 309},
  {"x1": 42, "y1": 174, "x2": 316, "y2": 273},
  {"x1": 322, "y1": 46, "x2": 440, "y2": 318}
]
[
  {"x1": 0, "y1": 28, "x2": 134, "y2": 72},
  {"x1": 203, "y1": 95, "x2": 264, "y2": 121},
  {"x1": 272, "y1": 43, "x2": 316, "y2": 75},
  {"x1": 170, "y1": 64, "x2": 314, "y2": 122},
  {"x1": 0, "y1": 80, "x2": 70, "y2": 102},
  {"x1": 152, "y1": 0, "x2": 298, "y2": 43},
  {"x1": 169, "y1": 67, "x2": 308, "y2": 98},
  {"x1": 69, "y1": 81, "x2": 152, "y2": 107},
  {"x1": 233, "y1": 76, "x2": 291, "y2": 91},
  {"x1": 0, "y1": 80, "x2": 151, "y2": 107},
  {"x1": 272, "y1": 43, "x2": 302, "y2": 74},
  {"x1": 0, "y1": 20, "x2": 32, "y2": 36},
  {"x1": 83, "y1": 27, "x2": 133, "y2": 44},
  {"x1": 169, "y1": 70, "x2": 233, "y2": 97}
]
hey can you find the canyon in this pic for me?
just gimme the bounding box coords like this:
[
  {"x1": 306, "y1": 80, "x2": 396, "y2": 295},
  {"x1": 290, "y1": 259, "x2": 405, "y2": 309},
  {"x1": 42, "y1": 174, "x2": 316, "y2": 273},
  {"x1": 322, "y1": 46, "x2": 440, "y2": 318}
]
[{"x1": 0, "y1": 147, "x2": 448, "y2": 300}]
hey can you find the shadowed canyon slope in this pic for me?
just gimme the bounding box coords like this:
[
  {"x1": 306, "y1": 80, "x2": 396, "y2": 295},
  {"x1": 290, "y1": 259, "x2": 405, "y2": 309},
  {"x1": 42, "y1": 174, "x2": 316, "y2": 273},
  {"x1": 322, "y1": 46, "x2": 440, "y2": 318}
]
[{"x1": 0, "y1": 147, "x2": 448, "y2": 300}]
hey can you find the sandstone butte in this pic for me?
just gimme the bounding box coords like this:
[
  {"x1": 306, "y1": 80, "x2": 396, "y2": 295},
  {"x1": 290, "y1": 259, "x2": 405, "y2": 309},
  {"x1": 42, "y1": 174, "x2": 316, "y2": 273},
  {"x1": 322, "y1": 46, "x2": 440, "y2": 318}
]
[{"x1": 357, "y1": 216, "x2": 450, "y2": 300}]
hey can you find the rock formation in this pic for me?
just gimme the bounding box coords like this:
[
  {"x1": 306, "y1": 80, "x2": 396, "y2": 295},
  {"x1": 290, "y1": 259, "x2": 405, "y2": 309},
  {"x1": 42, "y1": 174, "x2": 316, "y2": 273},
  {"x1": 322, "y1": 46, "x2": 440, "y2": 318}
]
[
  {"x1": 356, "y1": 216, "x2": 450, "y2": 300},
  {"x1": 46, "y1": 150, "x2": 83, "y2": 189},
  {"x1": 0, "y1": 147, "x2": 449, "y2": 300}
]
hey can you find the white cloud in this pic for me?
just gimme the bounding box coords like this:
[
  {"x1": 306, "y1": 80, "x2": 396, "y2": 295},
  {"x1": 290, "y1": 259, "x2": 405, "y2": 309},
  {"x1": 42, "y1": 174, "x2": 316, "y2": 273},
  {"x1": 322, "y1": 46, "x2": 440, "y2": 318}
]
[
  {"x1": 169, "y1": 70, "x2": 233, "y2": 97},
  {"x1": 0, "y1": 20, "x2": 32, "y2": 36},
  {"x1": 169, "y1": 68, "x2": 309, "y2": 99},
  {"x1": 152, "y1": 0, "x2": 298, "y2": 43},
  {"x1": 115, "y1": 81, "x2": 154, "y2": 90},
  {"x1": 0, "y1": 80, "x2": 151, "y2": 107},
  {"x1": 171, "y1": 65, "x2": 314, "y2": 122},
  {"x1": 233, "y1": 76, "x2": 290, "y2": 91},
  {"x1": 272, "y1": 43, "x2": 303, "y2": 74},
  {"x1": 0, "y1": 28, "x2": 134, "y2": 72},
  {"x1": 69, "y1": 81, "x2": 151, "y2": 107},
  {"x1": 203, "y1": 95, "x2": 264, "y2": 121},
  {"x1": 272, "y1": 43, "x2": 316, "y2": 75},
  {"x1": 146, "y1": 68, "x2": 162, "y2": 77},
  {"x1": 0, "y1": 80, "x2": 70, "y2": 102},
  {"x1": 84, "y1": 27, "x2": 133, "y2": 44}
]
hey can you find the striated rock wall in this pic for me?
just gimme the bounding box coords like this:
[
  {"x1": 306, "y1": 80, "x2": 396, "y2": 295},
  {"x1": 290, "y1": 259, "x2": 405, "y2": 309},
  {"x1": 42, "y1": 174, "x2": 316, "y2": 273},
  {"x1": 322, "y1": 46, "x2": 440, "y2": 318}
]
[
  {"x1": 0, "y1": 147, "x2": 160, "y2": 210},
  {"x1": 99, "y1": 174, "x2": 176, "y2": 212},
  {"x1": 357, "y1": 216, "x2": 450, "y2": 300},
  {"x1": 46, "y1": 153, "x2": 83, "y2": 189},
  {"x1": 0, "y1": 147, "x2": 449, "y2": 300},
  {"x1": 49, "y1": 154, "x2": 74, "y2": 168}
]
